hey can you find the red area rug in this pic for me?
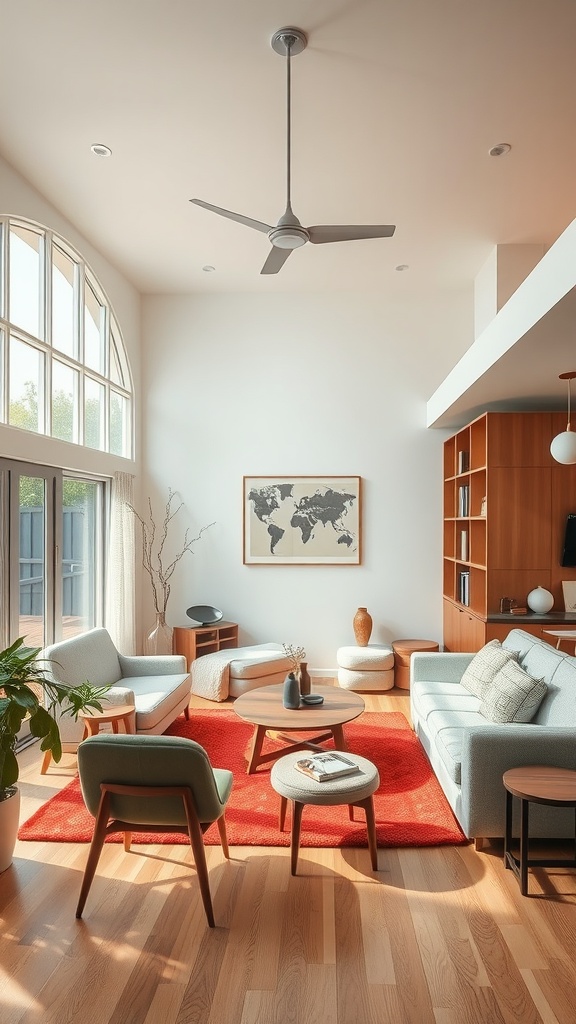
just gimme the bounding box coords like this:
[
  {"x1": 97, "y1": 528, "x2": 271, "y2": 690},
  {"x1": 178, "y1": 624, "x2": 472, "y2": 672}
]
[{"x1": 18, "y1": 710, "x2": 466, "y2": 848}]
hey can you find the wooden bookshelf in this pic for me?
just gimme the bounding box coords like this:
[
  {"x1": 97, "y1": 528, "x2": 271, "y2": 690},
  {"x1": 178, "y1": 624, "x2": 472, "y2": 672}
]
[
  {"x1": 173, "y1": 621, "x2": 239, "y2": 668},
  {"x1": 443, "y1": 411, "x2": 576, "y2": 651}
]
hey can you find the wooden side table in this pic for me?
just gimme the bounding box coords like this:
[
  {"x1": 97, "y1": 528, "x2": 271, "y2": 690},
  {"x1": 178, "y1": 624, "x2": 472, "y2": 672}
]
[
  {"x1": 392, "y1": 639, "x2": 439, "y2": 690},
  {"x1": 79, "y1": 703, "x2": 136, "y2": 738},
  {"x1": 503, "y1": 765, "x2": 576, "y2": 895}
]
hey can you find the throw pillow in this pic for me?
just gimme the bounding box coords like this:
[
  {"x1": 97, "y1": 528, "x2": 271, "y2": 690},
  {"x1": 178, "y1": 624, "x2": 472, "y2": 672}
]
[
  {"x1": 479, "y1": 659, "x2": 548, "y2": 724},
  {"x1": 460, "y1": 639, "x2": 517, "y2": 699}
]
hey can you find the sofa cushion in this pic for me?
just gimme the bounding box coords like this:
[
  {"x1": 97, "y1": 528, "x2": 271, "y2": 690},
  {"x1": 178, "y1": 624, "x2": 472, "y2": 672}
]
[
  {"x1": 460, "y1": 640, "x2": 517, "y2": 698},
  {"x1": 479, "y1": 660, "x2": 547, "y2": 724},
  {"x1": 128, "y1": 673, "x2": 192, "y2": 731}
]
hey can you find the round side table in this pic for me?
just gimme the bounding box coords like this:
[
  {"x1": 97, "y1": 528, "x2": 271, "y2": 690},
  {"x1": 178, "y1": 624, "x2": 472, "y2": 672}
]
[
  {"x1": 503, "y1": 765, "x2": 576, "y2": 896},
  {"x1": 391, "y1": 639, "x2": 439, "y2": 690},
  {"x1": 79, "y1": 703, "x2": 136, "y2": 738}
]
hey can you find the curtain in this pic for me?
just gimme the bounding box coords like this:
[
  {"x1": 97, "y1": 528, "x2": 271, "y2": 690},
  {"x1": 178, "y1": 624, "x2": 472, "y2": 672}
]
[{"x1": 105, "y1": 471, "x2": 136, "y2": 654}]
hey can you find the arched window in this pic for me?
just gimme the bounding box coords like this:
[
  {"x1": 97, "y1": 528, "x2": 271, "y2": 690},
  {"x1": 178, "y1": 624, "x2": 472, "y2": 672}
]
[{"x1": 0, "y1": 217, "x2": 133, "y2": 458}]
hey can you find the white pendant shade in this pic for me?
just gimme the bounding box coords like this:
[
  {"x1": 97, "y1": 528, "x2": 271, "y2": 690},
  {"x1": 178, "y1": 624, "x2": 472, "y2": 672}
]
[
  {"x1": 550, "y1": 430, "x2": 576, "y2": 465},
  {"x1": 551, "y1": 372, "x2": 576, "y2": 464}
]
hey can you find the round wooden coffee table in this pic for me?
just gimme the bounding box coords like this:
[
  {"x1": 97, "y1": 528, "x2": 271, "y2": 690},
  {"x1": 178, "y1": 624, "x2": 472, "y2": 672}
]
[
  {"x1": 79, "y1": 703, "x2": 136, "y2": 738},
  {"x1": 233, "y1": 683, "x2": 365, "y2": 774},
  {"x1": 503, "y1": 765, "x2": 576, "y2": 895}
]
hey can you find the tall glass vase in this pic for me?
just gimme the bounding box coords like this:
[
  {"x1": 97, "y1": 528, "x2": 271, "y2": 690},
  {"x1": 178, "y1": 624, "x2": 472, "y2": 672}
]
[{"x1": 145, "y1": 612, "x2": 173, "y2": 656}]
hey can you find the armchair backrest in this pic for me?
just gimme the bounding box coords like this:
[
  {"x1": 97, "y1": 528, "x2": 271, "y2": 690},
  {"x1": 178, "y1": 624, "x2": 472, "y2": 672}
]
[
  {"x1": 43, "y1": 628, "x2": 122, "y2": 689},
  {"x1": 77, "y1": 733, "x2": 227, "y2": 825}
]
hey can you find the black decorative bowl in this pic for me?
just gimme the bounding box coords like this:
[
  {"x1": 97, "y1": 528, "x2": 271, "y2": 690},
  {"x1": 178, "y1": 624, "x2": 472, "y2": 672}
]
[{"x1": 186, "y1": 605, "x2": 223, "y2": 626}]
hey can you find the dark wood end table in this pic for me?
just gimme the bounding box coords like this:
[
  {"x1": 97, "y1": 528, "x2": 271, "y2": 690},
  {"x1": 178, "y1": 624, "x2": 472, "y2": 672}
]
[
  {"x1": 233, "y1": 683, "x2": 365, "y2": 774},
  {"x1": 503, "y1": 765, "x2": 576, "y2": 895}
]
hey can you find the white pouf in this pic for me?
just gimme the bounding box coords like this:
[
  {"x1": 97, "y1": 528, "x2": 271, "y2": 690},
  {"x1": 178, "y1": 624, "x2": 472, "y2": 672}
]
[{"x1": 336, "y1": 644, "x2": 394, "y2": 691}]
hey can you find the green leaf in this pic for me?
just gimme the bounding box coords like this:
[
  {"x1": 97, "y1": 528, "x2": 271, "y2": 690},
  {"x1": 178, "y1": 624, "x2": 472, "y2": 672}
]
[{"x1": 0, "y1": 747, "x2": 19, "y2": 790}]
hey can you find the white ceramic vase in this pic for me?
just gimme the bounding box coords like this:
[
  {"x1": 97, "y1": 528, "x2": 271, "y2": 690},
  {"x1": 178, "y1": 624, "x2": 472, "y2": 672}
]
[
  {"x1": 526, "y1": 586, "x2": 554, "y2": 614},
  {"x1": 0, "y1": 787, "x2": 21, "y2": 873}
]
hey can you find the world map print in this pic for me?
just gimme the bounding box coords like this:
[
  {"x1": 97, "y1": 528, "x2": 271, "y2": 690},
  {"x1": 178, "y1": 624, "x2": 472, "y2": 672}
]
[{"x1": 244, "y1": 477, "x2": 361, "y2": 564}]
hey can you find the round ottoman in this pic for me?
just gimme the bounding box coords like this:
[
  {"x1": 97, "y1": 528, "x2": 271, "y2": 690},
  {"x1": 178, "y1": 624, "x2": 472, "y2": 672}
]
[
  {"x1": 391, "y1": 638, "x2": 439, "y2": 690},
  {"x1": 270, "y1": 750, "x2": 380, "y2": 874},
  {"x1": 336, "y1": 644, "x2": 394, "y2": 691}
]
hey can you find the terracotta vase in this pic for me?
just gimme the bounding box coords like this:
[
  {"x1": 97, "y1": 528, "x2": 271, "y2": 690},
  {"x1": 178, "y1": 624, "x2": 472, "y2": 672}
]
[
  {"x1": 353, "y1": 607, "x2": 372, "y2": 647},
  {"x1": 145, "y1": 612, "x2": 174, "y2": 656},
  {"x1": 298, "y1": 662, "x2": 311, "y2": 696}
]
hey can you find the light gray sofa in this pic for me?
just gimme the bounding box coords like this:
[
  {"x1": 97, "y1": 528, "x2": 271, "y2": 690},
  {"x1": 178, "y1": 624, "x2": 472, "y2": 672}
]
[
  {"x1": 42, "y1": 627, "x2": 191, "y2": 754},
  {"x1": 410, "y1": 629, "x2": 576, "y2": 843}
]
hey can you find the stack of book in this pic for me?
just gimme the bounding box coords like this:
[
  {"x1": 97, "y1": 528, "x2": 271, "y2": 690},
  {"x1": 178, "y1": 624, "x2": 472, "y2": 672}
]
[
  {"x1": 457, "y1": 484, "x2": 470, "y2": 517},
  {"x1": 294, "y1": 752, "x2": 362, "y2": 782}
]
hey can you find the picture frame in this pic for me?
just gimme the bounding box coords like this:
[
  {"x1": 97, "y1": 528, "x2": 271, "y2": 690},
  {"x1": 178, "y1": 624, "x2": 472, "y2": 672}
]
[
  {"x1": 243, "y1": 475, "x2": 361, "y2": 565},
  {"x1": 562, "y1": 580, "x2": 576, "y2": 613}
]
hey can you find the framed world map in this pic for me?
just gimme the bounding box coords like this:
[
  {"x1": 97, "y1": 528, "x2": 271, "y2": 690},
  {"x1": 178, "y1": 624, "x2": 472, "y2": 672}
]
[{"x1": 243, "y1": 476, "x2": 361, "y2": 564}]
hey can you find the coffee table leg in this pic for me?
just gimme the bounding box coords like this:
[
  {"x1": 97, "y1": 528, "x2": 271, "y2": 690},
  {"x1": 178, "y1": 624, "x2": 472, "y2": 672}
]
[
  {"x1": 331, "y1": 724, "x2": 347, "y2": 750},
  {"x1": 246, "y1": 724, "x2": 266, "y2": 774}
]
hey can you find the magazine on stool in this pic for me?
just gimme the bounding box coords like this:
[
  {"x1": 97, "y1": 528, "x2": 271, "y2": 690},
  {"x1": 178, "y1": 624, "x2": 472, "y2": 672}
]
[{"x1": 295, "y1": 752, "x2": 362, "y2": 782}]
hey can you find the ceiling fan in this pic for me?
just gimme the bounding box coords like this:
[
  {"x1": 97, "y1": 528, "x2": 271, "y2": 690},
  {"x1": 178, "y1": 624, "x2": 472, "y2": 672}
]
[{"x1": 190, "y1": 27, "x2": 396, "y2": 275}]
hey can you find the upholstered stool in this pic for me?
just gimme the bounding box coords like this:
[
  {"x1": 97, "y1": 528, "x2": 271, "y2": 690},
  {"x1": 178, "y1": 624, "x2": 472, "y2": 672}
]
[
  {"x1": 270, "y1": 751, "x2": 380, "y2": 874},
  {"x1": 336, "y1": 644, "x2": 394, "y2": 691}
]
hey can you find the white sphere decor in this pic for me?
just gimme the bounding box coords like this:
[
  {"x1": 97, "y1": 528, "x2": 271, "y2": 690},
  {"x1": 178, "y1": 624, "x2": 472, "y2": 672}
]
[
  {"x1": 526, "y1": 586, "x2": 554, "y2": 614},
  {"x1": 550, "y1": 430, "x2": 576, "y2": 465}
]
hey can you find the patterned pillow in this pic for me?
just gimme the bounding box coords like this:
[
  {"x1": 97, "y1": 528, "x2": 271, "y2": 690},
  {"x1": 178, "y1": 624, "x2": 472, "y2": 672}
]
[
  {"x1": 479, "y1": 659, "x2": 548, "y2": 723},
  {"x1": 460, "y1": 639, "x2": 517, "y2": 699}
]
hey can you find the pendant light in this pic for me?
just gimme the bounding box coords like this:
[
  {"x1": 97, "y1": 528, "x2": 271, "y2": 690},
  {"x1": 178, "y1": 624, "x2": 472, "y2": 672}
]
[{"x1": 550, "y1": 371, "x2": 576, "y2": 464}]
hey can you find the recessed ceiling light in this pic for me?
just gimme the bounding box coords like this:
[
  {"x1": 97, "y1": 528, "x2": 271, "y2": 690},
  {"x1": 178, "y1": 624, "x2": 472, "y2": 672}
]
[
  {"x1": 489, "y1": 143, "x2": 511, "y2": 157},
  {"x1": 395, "y1": 264, "x2": 409, "y2": 272},
  {"x1": 202, "y1": 265, "x2": 216, "y2": 273},
  {"x1": 90, "y1": 143, "x2": 112, "y2": 157}
]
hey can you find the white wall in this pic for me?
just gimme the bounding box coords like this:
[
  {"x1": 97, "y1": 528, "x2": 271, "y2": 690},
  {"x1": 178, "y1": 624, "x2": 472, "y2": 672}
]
[{"x1": 142, "y1": 290, "x2": 470, "y2": 670}]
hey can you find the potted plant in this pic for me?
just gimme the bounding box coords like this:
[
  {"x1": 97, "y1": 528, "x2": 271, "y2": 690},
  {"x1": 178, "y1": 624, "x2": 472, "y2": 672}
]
[{"x1": 0, "y1": 636, "x2": 110, "y2": 872}]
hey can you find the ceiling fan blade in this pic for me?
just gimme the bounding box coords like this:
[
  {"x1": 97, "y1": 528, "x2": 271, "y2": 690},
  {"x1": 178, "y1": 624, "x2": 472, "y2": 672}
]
[
  {"x1": 260, "y1": 246, "x2": 294, "y2": 275},
  {"x1": 190, "y1": 199, "x2": 272, "y2": 234},
  {"x1": 307, "y1": 225, "x2": 396, "y2": 244}
]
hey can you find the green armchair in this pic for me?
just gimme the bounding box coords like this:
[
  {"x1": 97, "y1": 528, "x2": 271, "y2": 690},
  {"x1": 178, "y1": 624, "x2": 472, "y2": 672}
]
[{"x1": 76, "y1": 733, "x2": 233, "y2": 927}]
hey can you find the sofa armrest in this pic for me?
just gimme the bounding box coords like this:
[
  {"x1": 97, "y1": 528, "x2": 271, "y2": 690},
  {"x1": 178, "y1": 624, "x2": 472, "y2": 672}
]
[
  {"x1": 461, "y1": 726, "x2": 576, "y2": 836},
  {"x1": 411, "y1": 651, "x2": 475, "y2": 684},
  {"x1": 118, "y1": 653, "x2": 187, "y2": 677}
]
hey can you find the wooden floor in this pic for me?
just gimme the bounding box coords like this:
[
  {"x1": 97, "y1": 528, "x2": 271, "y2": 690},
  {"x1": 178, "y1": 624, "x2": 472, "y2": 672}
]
[{"x1": 2, "y1": 685, "x2": 576, "y2": 1024}]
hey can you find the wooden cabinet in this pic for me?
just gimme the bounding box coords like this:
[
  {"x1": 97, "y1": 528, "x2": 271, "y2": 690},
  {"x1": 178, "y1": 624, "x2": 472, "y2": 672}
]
[
  {"x1": 173, "y1": 621, "x2": 239, "y2": 668},
  {"x1": 443, "y1": 411, "x2": 576, "y2": 651}
]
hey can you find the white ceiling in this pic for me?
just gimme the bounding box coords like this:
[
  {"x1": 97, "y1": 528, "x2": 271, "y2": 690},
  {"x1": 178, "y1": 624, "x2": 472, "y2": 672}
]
[{"x1": 2, "y1": 0, "x2": 576, "y2": 415}]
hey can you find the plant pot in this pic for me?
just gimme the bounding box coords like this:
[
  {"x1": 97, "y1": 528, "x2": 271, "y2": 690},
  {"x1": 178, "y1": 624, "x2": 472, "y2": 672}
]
[{"x1": 0, "y1": 786, "x2": 21, "y2": 873}]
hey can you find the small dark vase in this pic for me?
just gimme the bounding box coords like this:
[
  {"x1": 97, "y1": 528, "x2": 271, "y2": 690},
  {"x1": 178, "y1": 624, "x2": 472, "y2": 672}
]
[
  {"x1": 282, "y1": 672, "x2": 301, "y2": 709},
  {"x1": 298, "y1": 662, "x2": 311, "y2": 696}
]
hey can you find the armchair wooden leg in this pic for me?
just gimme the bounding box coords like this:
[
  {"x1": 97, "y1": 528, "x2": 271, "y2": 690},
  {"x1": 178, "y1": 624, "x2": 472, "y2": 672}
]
[
  {"x1": 124, "y1": 832, "x2": 132, "y2": 852},
  {"x1": 474, "y1": 837, "x2": 485, "y2": 852},
  {"x1": 40, "y1": 750, "x2": 52, "y2": 775},
  {"x1": 183, "y1": 794, "x2": 215, "y2": 928},
  {"x1": 217, "y1": 815, "x2": 229, "y2": 859},
  {"x1": 184, "y1": 705, "x2": 190, "y2": 720},
  {"x1": 76, "y1": 792, "x2": 112, "y2": 918}
]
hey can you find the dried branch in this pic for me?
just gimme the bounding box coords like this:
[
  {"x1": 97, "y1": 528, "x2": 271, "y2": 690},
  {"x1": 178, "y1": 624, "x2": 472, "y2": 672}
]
[
  {"x1": 282, "y1": 644, "x2": 306, "y2": 673},
  {"x1": 127, "y1": 488, "x2": 215, "y2": 615}
]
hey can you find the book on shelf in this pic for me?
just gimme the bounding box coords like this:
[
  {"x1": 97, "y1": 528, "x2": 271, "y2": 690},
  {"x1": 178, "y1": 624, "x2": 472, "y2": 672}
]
[
  {"x1": 457, "y1": 485, "x2": 469, "y2": 518},
  {"x1": 457, "y1": 450, "x2": 469, "y2": 474},
  {"x1": 458, "y1": 569, "x2": 470, "y2": 606},
  {"x1": 294, "y1": 752, "x2": 362, "y2": 783},
  {"x1": 460, "y1": 529, "x2": 468, "y2": 561}
]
